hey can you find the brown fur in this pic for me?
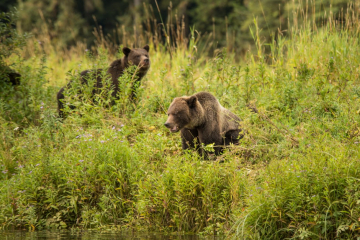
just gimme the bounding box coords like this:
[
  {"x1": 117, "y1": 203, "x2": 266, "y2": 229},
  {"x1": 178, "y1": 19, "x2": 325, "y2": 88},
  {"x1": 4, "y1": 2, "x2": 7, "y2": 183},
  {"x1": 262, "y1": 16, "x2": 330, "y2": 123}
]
[
  {"x1": 164, "y1": 91, "x2": 243, "y2": 158},
  {"x1": 57, "y1": 45, "x2": 150, "y2": 117},
  {"x1": 1, "y1": 65, "x2": 21, "y2": 86}
]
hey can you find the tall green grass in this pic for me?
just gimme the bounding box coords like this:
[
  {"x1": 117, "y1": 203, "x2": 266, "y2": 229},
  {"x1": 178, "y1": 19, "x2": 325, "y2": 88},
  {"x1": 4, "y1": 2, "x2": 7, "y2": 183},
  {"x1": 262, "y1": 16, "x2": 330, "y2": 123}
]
[{"x1": 1, "y1": 2, "x2": 360, "y2": 239}]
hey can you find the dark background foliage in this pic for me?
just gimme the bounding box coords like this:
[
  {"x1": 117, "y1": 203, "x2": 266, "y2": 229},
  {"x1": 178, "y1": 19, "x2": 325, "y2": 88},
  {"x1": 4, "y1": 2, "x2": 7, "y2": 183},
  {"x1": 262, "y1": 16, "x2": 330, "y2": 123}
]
[{"x1": 1, "y1": 0, "x2": 352, "y2": 51}]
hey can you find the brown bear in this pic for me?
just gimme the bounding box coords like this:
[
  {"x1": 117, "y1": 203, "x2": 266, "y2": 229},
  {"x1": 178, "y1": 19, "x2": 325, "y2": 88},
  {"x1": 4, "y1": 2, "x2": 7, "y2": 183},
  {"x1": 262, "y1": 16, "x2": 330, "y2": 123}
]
[
  {"x1": 57, "y1": 45, "x2": 150, "y2": 117},
  {"x1": 164, "y1": 91, "x2": 243, "y2": 158},
  {"x1": 1, "y1": 65, "x2": 21, "y2": 86}
]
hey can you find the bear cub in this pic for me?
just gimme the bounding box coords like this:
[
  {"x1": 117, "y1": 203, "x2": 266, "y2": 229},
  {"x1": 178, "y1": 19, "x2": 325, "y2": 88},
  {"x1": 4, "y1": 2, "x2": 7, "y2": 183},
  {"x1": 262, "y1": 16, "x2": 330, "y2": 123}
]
[
  {"x1": 57, "y1": 45, "x2": 150, "y2": 117},
  {"x1": 164, "y1": 91, "x2": 243, "y2": 158}
]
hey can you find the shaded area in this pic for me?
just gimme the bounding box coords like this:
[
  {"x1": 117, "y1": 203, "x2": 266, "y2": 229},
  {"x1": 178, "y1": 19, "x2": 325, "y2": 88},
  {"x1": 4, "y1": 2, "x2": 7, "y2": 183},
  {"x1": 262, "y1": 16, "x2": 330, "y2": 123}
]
[{"x1": 1, "y1": 0, "x2": 352, "y2": 53}]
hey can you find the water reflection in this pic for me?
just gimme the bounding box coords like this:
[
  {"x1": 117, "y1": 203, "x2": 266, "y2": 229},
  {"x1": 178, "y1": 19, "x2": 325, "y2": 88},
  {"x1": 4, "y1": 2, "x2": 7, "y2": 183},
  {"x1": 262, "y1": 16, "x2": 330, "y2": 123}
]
[{"x1": 0, "y1": 231, "x2": 224, "y2": 240}]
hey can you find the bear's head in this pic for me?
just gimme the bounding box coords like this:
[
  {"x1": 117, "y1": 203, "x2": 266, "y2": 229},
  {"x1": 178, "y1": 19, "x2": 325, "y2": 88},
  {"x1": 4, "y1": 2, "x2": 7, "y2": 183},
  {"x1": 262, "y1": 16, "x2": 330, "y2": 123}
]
[
  {"x1": 123, "y1": 45, "x2": 150, "y2": 73},
  {"x1": 164, "y1": 95, "x2": 205, "y2": 132}
]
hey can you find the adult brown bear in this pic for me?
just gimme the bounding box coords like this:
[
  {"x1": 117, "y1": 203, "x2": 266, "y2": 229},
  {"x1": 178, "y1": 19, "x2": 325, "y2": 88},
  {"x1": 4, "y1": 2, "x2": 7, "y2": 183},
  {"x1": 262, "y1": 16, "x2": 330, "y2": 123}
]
[
  {"x1": 57, "y1": 45, "x2": 150, "y2": 117},
  {"x1": 164, "y1": 91, "x2": 243, "y2": 158}
]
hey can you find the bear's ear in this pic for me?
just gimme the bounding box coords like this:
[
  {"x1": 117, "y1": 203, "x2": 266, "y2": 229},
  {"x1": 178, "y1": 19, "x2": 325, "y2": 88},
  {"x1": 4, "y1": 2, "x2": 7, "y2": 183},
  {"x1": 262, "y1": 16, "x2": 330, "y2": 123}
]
[
  {"x1": 122, "y1": 47, "x2": 131, "y2": 56},
  {"x1": 187, "y1": 96, "x2": 197, "y2": 108},
  {"x1": 143, "y1": 45, "x2": 150, "y2": 52}
]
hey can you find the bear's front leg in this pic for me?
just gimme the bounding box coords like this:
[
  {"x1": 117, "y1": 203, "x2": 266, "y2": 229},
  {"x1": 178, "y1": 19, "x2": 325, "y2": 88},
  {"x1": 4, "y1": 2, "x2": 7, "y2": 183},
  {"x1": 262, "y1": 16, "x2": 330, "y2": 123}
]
[
  {"x1": 198, "y1": 129, "x2": 224, "y2": 158},
  {"x1": 181, "y1": 129, "x2": 200, "y2": 153}
]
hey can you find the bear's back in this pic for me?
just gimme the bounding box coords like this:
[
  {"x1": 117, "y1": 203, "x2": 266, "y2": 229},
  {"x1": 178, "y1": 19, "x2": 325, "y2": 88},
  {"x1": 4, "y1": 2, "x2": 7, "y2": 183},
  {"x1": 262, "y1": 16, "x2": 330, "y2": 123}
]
[
  {"x1": 194, "y1": 92, "x2": 220, "y2": 109},
  {"x1": 194, "y1": 92, "x2": 241, "y2": 135}
]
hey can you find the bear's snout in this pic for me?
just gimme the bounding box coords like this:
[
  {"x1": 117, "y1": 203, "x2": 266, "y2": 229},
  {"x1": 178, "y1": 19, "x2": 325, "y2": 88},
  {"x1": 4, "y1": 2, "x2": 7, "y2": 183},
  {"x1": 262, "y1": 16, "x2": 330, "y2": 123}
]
[
  {"x1": 139, "y1": 55, "x2": 150, "y2": 67},
  {"x1": 164, "y1": 121, "x2": 179, "y2": 133},
  {"x1": 141, "y1": 58, "x2": 150, "y2": 67}
]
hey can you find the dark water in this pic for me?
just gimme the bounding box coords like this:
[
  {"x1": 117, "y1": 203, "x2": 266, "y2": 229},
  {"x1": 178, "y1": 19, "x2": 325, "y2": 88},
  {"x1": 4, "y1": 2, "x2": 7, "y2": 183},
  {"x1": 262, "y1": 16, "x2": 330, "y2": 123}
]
[{"x1": 0, "y1": 231, "x2": 225, "y2": 240}]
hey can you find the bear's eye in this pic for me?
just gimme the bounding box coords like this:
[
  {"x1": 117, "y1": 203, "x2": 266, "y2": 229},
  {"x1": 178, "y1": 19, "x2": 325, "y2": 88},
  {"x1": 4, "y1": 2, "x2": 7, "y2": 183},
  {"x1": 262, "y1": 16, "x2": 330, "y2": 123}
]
[{"x1": 145, "y1": 54, "x2": 149, "y2": 58}]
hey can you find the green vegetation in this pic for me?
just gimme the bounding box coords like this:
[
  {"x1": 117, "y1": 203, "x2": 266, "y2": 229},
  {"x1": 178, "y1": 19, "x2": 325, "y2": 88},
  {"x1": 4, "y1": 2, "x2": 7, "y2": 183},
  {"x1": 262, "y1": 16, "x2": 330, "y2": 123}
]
[{"x1": 1, "y1": 2, "x2": 360, "y2": 239}]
